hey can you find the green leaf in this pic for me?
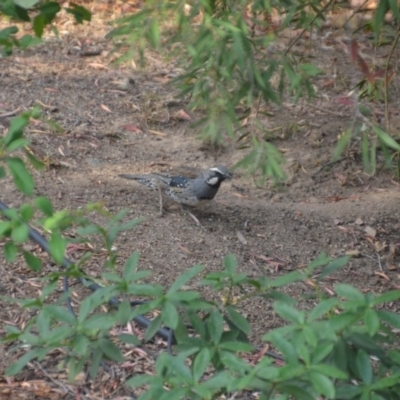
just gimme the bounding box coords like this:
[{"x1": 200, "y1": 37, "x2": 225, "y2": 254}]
[
  {"x1": 168, "y1": 264, "x2": 203, "y2": 293},
  {"x1": 98, "y1": 338, "x2": 124, "y2": 362},
  {"x1": 89, "y1": 350, "x2": 102, "y2": 379},
  {"x1": 219, "y1": 341, "x2": 254, "y2": 352},
  {"x1": 303, "y1": 325, "x2": 318, "y2": 347},
  {"x1": 6, "y1": 138, "x2": 30, "y2": 153},
  {"x1": 267, "y1": 270, "x2": 303, "y2": 288},
  {"x1": 312, "y1": 364, "x2": 347, "y2": 379},
  {"x1": 376, "y1": 310, "x2": 400, "y2": 329},
  {"x1": 312, "y1": 342, "x2": 335, "y2": 364},
  {"x1": 126, "y1": 374, "x2": 154, "y2": 387},
  {"x1": 309, "y1": 371, "x2": 335, "y2": 399},
  {"x1": 308, "y1": 298, "x2": 338, "y2": 321},
  {"x1": 373, "y1": 290, "x2": 400, "y2": 306},
  {"x1": 162, "y1": 302, "x2": 179, "y2": 329},
  {"x1": 78, "y1": 297, "x2": 92, "y2": 322},
  {"x1": 41, "y1": 280, "x2": 58, "y2": 299},
  {"x1": 11, "y1": 223, "x2": 29, "y2": 243},
  {"x1": 364, "y1": 308, "x2": 380, "y2": 336},
  {"x1": 0, "y1": 27, "x2": 18, "y2": 41},
  {"x1": 207, "y1": 310, "x2": 223, "y2": 344},
  {"x1": 37, "y1": 311, "x2": 50, "y2": 339},
  {"x1": 0, "y1": 221, "x2": 12, "y2": 237},
  {"x1": 167, "y1": 354, "x2": 193, "y2": 381},
  {"x1": 145, "y1": 314, "x2": 162, "y2": 342},
  {"x1": 4, "y1": 241, "x2": 18, "y2": 261},
  {"x1": 32, "y1": 14, "x2": 46, "y2": 38},
  {"x1": 19, "y1": 34, "x2": 42, "y2": 50},
  {"x1": 44, "y1": 305, "x2": 76, "y2": 324},
  {"x1": 47, "y1": 326, "x2": 72, "y2": 345},
  {"x1": 319, "y1": 257, "x2": 349, "y2": 279},
  {"x1": 374, "y1": 0, "x2": 389, "y2": 37},
  {"x1": 4, "y1": 116, "x2": 28, "y2": 146},
  {"x1": 6, "y1": 157, "x2": 34, "y2": 195},
  {"x1": 223, "y1": 254, "x2": 237, "y2": 273},
  {"x1": 22, "y1": 250, "x2": 42, "y2": 271},
  {"x1": 49, "y1": 231, "x2": 66, "y2": 264},
  {"x1": 335, "y1": 284, "x2": 365, "y2": 302},
  {"x1": 226, "y1": 306, "x2": 251, "y2": 335},
  {"x1": 73, "y1": 334, "x2": 89, "y2": 356},
  {"x1": 6, "y1": 349, "x2": 39, "y2": 375},
  {"x1": 84, "y1": 314, "x2": 115, "y2": 332},
  {"x1": 356, "y1": 349, "x2": 372, "y2": 384},
  {"x1": 118, "y1": 333, "x2": 140, "y2": 346},
  {"x1": 220, "y1": 351, "x2": 251, "y2": 375},
  {"x1": 266, "y1": 331, "x2": 295, "y2": 361},
  {"x1": 123, "y1": 251, "x2": 140, "y2": 281},
  {"x1": 65, "y1": 3, "x2": 91, "y2": 23},
  {"x1": 24, "y1": 148, "x2": 45, "y2": 169},
  {"x1": 370, "y1": 373, "x2": 400, "y2": 390},
  {"x1": 67, "y1": 357, "x2": 85, "y2": 382},
  {"x1": 20, "y1": 204, "x2": 34, "y2": 221},
  {"x1": 192, "y1": 347, "x2": 211, "y2": 382},
  {"x1": 274, "y1": 301, "x2": 304, "y2": 324},
  {"x1": 35, "y1": 196, "x2": 53, "y2": 216},
  {"x1": 13, "y1": 0, "x2": 40, "y2": 8},
  {"x1": 148, "y1": 18, "x2": 160, "y2": 47},
  {"x1": 333, "y1": 129, "x2": 352, "y2": 161},
  {"x1": 116, "y1": 300, "x2": 133, "y2": 324},
  {"x1": 39, "y1": 2, "x2": 61, "y2": 23}
]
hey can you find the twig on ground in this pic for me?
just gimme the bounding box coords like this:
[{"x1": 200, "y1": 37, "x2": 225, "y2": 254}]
[{"x1": 0, "y1": 107, "x2": 22, "y2": 118}]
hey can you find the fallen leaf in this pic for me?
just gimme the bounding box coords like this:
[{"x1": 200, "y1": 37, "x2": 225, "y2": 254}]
[
  {"x1": 388, "y1": 265, "x2": 397, "y2": 271},
  {"x1": 237, "y1": 231, "x2": 247, "y2": 245},
  {"x1": 365, "y1": 226, "x2": 377, "y2": 238},
  {"x1": 304, "y1": 279, "x2": 317, "y2": 288},
  {"x1": 101, "y1": 104, "x2": 112, "y2": 113},
  {"x1": 172, "y1": 109, "x2": 191, "y2": 121},
  {"x1": 374, "y1": 271, "x2": 389, "y2": 281},
  {"x1": 355, "y1": 218, "x2": 363, "y2": 225},
  {"x1": 374, "y1": 241, "x2": 387, "y2": 252},
  {"x1": 87, "y1": 62, "x2": 108, "y2": 69},
  {"x1": 120, "y1": 124, "x2": 143, "y2": 133},
  {"x1": 148, "y1": 129, "x2": 167, "y2": 137},
  {"x1": 178, "y1": 244, "x2": 191, "y2": 255},
  {"x1": 345, "y1": 249, "x2": 361, "y2": 257}
]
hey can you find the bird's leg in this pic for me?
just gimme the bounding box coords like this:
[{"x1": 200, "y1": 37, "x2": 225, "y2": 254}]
[
  {"x1": 180, "y1": 204, "x2": 204, "y2": 229},
  {"x1": 157, "y1": 181, "x2": 163, "y2": 217}
]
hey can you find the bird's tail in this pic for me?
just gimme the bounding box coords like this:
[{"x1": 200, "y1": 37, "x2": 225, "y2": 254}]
[{"x1": 118, "y1": 174, "x2": 142, "y2": 180}]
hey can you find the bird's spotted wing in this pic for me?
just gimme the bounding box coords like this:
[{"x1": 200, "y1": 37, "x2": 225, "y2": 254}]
[{"x1": 168, "y1": 175, "x2": 192, "y2": 189}]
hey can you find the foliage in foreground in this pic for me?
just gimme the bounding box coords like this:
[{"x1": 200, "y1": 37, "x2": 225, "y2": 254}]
[
  {"x1": 1, "y1": 112, "x2": 400, "y2": 399},
  {"x1": 0, "y1": 0, "x2": 90, "y2": 55}
]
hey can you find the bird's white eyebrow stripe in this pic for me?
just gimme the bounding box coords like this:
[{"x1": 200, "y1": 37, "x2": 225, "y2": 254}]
[{"x1": 210, "y1": 167, "x2": 225, "y2": 174}]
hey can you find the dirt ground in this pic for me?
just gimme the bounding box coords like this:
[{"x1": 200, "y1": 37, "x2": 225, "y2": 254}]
[{"x1": 1, "y1": 3, "x2": 400, "y2": 399}]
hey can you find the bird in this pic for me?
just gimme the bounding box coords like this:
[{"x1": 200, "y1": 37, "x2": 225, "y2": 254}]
[{"x1": 118, "y1": 165, "x2": 231, "y2": 224}]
